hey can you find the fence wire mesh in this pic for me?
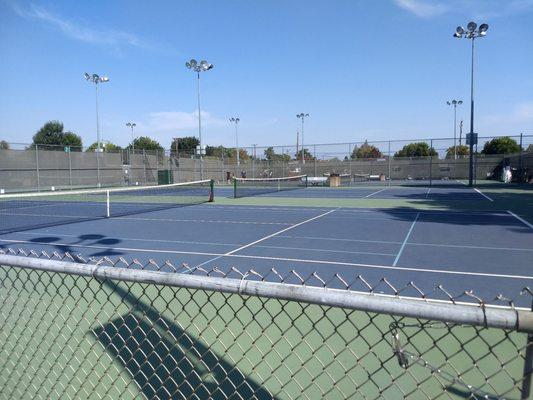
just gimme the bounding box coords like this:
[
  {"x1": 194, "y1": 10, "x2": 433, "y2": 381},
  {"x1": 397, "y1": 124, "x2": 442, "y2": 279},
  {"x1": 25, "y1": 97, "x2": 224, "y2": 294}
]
[
  {"x1": 2, "y1": 134, "x2": 532, "y2": 193},
  {"x1": 0, "y1": 249, "x2": 531, "y2": 400}
]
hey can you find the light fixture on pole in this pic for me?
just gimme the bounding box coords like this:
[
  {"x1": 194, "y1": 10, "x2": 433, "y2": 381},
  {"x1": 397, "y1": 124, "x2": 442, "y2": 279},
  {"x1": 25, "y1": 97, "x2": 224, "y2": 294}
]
[
  {"x1": 185, "y1": 59, "x2": 214, "y2": 180},
  {"x1": 296, "y1": 113, "x2": 309, "y2": 164},
  {"x1": 126, "y1": 122, "x2": 136, "y2": 155},
  {"x1": 446, "y1": 100, "x2": 463, "y2": 159},
  {"x1": 84, "y1": 73, "x2": 110, "y2": 153},
  {"x1": 453, "y1": 21, "x2": 488, "y2": 186},
  {"x1": 229, "y1": 117, "x2": 240, "y2": 166}
]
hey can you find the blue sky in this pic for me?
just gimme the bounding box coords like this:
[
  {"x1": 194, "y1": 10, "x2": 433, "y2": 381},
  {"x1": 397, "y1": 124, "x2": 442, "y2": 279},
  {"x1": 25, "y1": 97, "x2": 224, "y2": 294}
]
[{"x1": 0, "y1": 0, "x2": 532, "y2": 149}]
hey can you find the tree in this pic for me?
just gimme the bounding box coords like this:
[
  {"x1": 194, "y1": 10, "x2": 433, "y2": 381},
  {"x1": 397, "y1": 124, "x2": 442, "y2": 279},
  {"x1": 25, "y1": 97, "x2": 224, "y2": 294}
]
[
  {"x1": 394, "y1": 142, "x2": 438, "y2": 158},
  {"x1": 0, "y1": 140, "x2": 9, "y2": 150},
  {"x1": 295, "y1": 148, "x2": 315, "y2": 161},
  {"x1": 230, "y1": 148, "x2": 250, "y2": 161},
  {"x1": 481, "y1": 137, "x2": 521, "y2": 155},
  {"x1": 351, "y1": 141, "x2": 382, "y2": 159},
  {"x1": 86, "y1": 142, "x2": 122, "y2": 152},
  {"x1": 264, "y1": 147, "x2": 290, "y2": 162},
  {"x1": 129, "y1": 136, "x2": 163, "y2": 151},
  {"x1": 445, "y1": 145, "x2": 469, "y2": 159},
  {"x1": 31, "y1": 121, "x2": 82, "y2": 150},
  {"x1": 170, "y1": 136, "x2": 199, "y2": 155},
  {"x1": 206, "y1": 145, "x2": 232, "y2": 158}
]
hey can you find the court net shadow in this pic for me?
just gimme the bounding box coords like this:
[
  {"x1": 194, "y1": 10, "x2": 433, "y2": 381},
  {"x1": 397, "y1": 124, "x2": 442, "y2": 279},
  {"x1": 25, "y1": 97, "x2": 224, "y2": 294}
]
[{"x1": 92, "y1": 281, "x2": 274, "y2": 400}]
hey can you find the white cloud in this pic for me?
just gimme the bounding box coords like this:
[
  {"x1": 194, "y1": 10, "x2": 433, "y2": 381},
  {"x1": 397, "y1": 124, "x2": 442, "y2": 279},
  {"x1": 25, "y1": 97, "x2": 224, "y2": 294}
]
[
  {"x1": 10, "y1": 3, "x2": 151, "y2": 51},
  {"x1": 392, "y1": 0, "x2": 448, "y2": 18},
  {"x1": 480, "y1": 101, "x2": 533, "y2": 133},
  {"x1": 392, "y1": 0, "x2": 533, "y2": 19},
  {"x1": 140, "y1": 110, "x2": 226, "y2": 133}
]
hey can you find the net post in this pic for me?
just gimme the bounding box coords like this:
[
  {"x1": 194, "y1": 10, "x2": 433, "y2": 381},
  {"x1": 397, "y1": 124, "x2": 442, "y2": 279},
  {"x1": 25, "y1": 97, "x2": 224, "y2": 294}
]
[
  {"x1": 233, "y1": 177, "x2": 237, "y2": 198},
  {"x1": 305, "y1": 175, "x2": 308, "y2": 188},
  {"x1": 208, "y1": 179, "x2": 214, "y2": 202},
  {"x1": 106, "y1": 190, "x2": 110, "y2": 217}
]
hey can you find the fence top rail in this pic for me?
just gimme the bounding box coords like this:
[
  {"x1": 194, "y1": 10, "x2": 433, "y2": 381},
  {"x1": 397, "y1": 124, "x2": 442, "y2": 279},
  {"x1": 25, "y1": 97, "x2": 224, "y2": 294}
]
[{"x1": 1, "y1": 253, "x2": 531, "y2": 332}]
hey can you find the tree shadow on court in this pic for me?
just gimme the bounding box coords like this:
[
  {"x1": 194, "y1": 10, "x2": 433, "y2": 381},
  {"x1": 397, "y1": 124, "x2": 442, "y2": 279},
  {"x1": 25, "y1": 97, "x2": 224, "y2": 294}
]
[
  {"x1": 0, "y1": 234, "x2": 126, "y2": 259},
  {"x1": 92, "y1": 280, "x2": 274, "y2": 400}
]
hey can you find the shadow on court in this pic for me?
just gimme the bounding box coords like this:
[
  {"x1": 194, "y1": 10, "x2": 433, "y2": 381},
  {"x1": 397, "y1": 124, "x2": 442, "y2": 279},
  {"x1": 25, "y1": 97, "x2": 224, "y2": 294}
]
[{"x1": 92, "y1": 281, "x2": 274, "y2": 400}]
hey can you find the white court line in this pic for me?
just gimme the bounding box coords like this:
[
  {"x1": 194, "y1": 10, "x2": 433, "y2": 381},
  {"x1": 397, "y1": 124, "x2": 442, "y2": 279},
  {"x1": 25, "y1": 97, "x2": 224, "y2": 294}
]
[
  {"x1": 278, "y1": 234, "x2": 533, "y2": 252},
  {"x1": 455, "y1": 180, "x2": 467, "y2": 186},
  {"x1": 9, "y1": 231, "x2": 394, "y2": 256},
  {"x1": 393, "y1": 212, "x2": 420, "y2": 266},
  {"x1": 363, "y1": 188, "x2": 388, "y2": 198},
  {"x1": 1, "y1": 237, "x2": 531, "y2": 280},
  {"x1": 425, "y1": 188, "x2": 431, "y2": 199},
  {"x1": 474, "y1": 188, "x2": 494, "y2": 202},
  {"x1": 194, "y1": 208, "x2": 338, "y2": 268},
  {"x1": 507, "y1": 210, "x2": 533, "y2": 230},
  {"x1": 3, "y1": 212, "x2": 291, "y2": 226}
]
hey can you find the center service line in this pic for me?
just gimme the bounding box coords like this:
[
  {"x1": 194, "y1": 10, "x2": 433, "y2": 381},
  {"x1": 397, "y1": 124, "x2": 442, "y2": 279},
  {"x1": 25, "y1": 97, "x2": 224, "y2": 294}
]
[
  {"x1": 393, "y1": 212, "x2": 420, "y2": 266},
  {"x1": 194, "y1": 208, "x2": 338, "y2": 268}
]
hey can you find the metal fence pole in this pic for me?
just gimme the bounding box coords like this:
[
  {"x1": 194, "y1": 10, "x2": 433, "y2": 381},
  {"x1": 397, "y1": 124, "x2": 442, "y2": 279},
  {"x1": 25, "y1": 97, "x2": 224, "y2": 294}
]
[
  {"x1": 314, "y1": 145, "x2": 317, "y2": 177},
  {"x1": 68, "y1": 149, "x2": 72, "y2": 189},
  {"x1": 429, "y1": 139, "x2": 433, "y2": 187},
  {"x1": 521, "y1": 292, "x2": 533, "y2": 399},
  {"x1": 35, "y1": 144, "x2": 40, "y2": 191},
  {"x1": 519, "y1": 132, "x2": 524, "y2": 185},
  {"x1": 388, "y1": 141, "x2": 391, "y2": 187},
  {"x1": 348, "y1": 143, "x2": 352, "y2": 177},
  {"x1": 143, "y1": 149, "x2": 147, "y2": 185},
  {"x1": 96, "y1": 150, "x2": 101, "y2": 188}
]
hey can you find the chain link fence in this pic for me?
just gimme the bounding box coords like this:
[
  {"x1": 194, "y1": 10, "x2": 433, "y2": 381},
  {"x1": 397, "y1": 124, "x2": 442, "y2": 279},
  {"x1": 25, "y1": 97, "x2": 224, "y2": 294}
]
[
  {"x1": 0, "y1": 249, "x2": 531, "y2": 399},
  {"x1": 1, "y1": 134, "x2": 532, "y2": 193}
]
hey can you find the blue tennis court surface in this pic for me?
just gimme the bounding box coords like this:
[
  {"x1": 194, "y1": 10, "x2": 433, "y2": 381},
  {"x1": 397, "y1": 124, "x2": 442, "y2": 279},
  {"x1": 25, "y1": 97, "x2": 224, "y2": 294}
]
[
  {"x1": 218, "y1": 184, "x2": 492, "y2": 200},
  {"x1": 1, "y1": 197, "x2": 532, "y2": 306}
]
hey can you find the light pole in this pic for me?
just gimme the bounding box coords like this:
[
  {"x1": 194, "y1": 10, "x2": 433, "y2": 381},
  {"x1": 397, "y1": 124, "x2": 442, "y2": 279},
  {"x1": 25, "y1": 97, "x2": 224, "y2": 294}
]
[
  {"x1": 84, "y1": 73, "x2": 110, "y2": 153},
  {"x1": 296, "y1": 113, "x2": 309, "y2": 164},
  {"x1": 459, "y1": 120, "x2": 464, "y2": 145},
  {"x1": 126, "y1": 122, "x2": 136, "y2": 155},
  {"x1": 446, "y1": 100, "x2": 463, "y2": 159},
  {"x1": 229, "y1": 117, "x2": 240, "y2": 166},
  {"x1": 453, "y1": 21, "x2": 488, "y2": 186},
  {"x1": 186, "y1": 59, "x2": 214, "y2": 180}
]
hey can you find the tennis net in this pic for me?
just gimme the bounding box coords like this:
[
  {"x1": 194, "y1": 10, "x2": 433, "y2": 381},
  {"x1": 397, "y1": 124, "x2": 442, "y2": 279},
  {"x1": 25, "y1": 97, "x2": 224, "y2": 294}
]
[
  {"x1": 0, "y1": 180, "x2": 214, "y2": 234},
  {"x1": 233, "y1": 175, "x2": 308, "y2": 198}
]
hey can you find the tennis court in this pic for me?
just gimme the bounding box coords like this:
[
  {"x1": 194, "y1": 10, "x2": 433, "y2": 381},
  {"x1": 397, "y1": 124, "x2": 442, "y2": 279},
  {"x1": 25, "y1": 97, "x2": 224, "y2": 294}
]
[{"x1": 1, "y1": 179, "x2": 532, "y2": 306}]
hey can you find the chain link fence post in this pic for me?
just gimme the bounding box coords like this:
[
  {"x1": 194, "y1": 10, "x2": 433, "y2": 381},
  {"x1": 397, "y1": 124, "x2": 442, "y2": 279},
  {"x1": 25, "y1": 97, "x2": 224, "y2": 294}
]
[
  {"x1": 143, "y1": 149, "x2": 147, "y2": 185},
  {"x1": 35, "y1": 144, "x2": 40, "y2": 191},
  {"x1": 429, "y1": 139, "x2": 433, "y2": 186},
  {"x1": 68, "y1": 148, "x2": 72, "y2": 189},
  {"x1": 388, "y1": 141, "x2": 391, "y2": 187}
]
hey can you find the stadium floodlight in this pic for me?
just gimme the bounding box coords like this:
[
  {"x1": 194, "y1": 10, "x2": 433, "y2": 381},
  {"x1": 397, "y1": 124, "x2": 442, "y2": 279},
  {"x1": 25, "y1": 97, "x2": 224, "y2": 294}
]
[
  {"x1": 84, "y1": 72, "x2": 110, "y2": 157},
  {"x1": 229, "y1": 117, "x2": 241, "y2": 166},
  {"x1": 452, "y1": 21, "x2": 489, "y2": 186},
  {"x1": 126, "y1": 122, "x2": 136, "y2": 155},
  {"x1": 186, "y1": 58, "x2": 214, "y2": 180},
  {"x1": 467, "y1": 21, "x2": 477, "y2": 32},
  {"x1": 296, "y1": 113, "x2": 310, "y2": 164},
  {"x1": 446, "y1": 99, "x2": 463, "y2": 159}
]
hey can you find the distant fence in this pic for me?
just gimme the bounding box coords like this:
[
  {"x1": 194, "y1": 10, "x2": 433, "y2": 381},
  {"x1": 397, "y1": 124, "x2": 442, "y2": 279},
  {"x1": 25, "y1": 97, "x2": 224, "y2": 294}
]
[
  {"x1": 0, "y1": 250, "x2": 531, "y2": 399},
  {"x1": 1, "y1": 134, "x2": 531, "y2": 192}
]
